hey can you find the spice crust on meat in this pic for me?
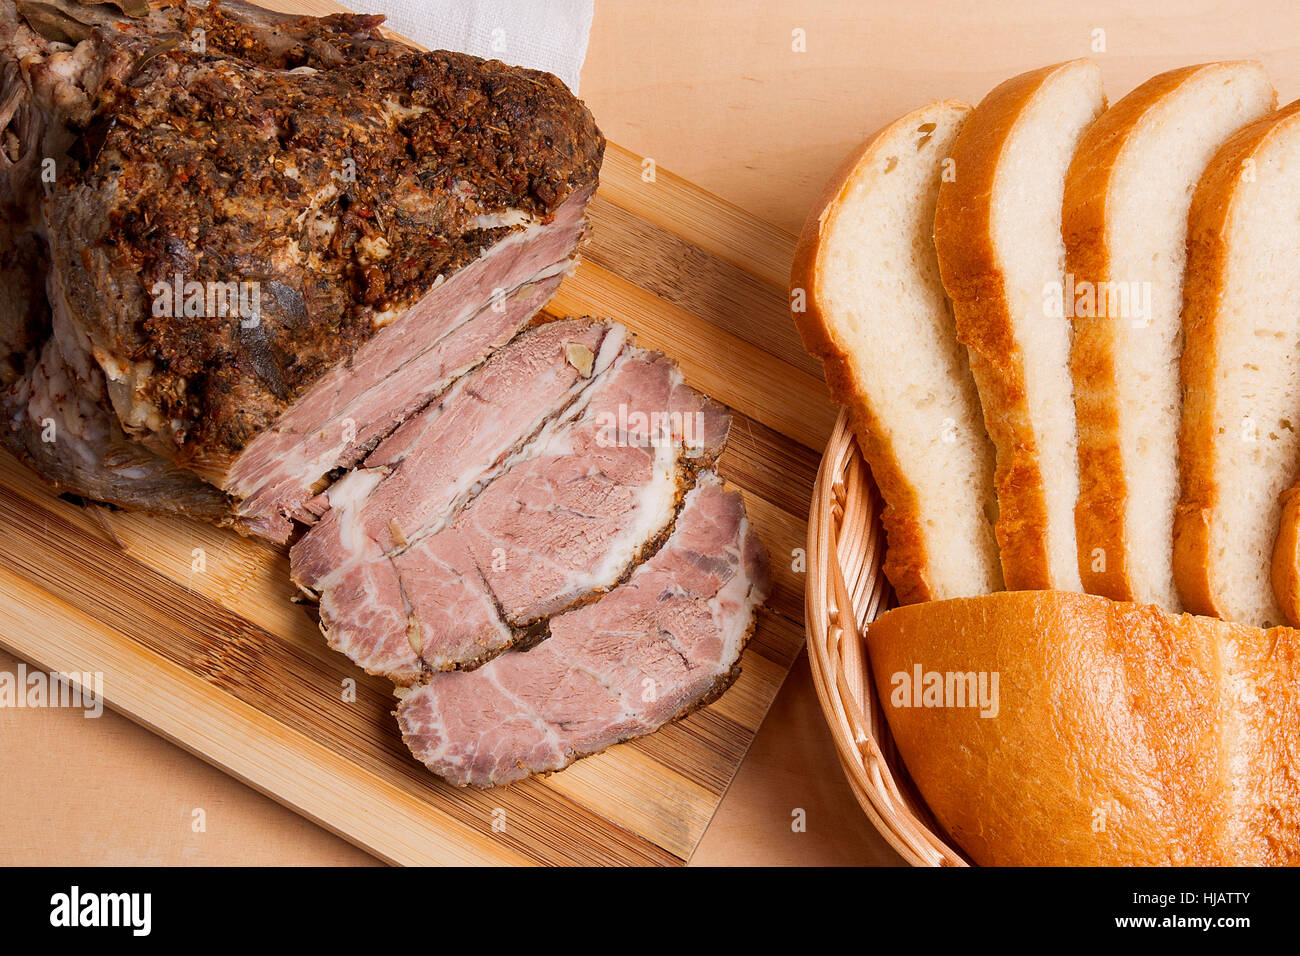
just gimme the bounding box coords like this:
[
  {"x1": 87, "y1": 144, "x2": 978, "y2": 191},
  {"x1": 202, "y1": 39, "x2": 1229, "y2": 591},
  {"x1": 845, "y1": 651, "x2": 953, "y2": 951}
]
[{"x1": 49, "y1": 4, "x2": 603, "y2": 465}]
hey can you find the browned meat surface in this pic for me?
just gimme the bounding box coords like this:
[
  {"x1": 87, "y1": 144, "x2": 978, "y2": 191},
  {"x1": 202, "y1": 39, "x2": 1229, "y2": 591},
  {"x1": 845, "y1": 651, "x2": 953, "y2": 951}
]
[
  {"x1": 2, "y1": 309, "x2": 232, "y2": 520},
  {"x1": 48, "y1": 12, "x2": 602, "y2": 470},
  {"x1": 0, "y1": 0, "x2": 602, "y2": 532}
]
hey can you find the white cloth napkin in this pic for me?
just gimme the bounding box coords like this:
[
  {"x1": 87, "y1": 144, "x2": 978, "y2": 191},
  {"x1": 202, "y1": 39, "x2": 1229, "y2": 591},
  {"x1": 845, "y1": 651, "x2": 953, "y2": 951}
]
[{"x1": 342, "y1": 0, "x2": 594, "y2": 93}]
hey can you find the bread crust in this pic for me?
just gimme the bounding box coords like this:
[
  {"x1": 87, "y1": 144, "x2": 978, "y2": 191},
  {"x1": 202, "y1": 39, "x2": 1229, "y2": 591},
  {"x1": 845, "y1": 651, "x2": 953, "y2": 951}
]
[
  {"x1": 1065, "y1": 62, "x2": 1274, "y2": 606},
  {"x1": 866, "y1": 590, "x2": 1300, "y2": 866},
  {"x1": 790, "y1": 101, "x2": 984, "y2": 605},
  {"x1": 1175, "y1": 99, "x2": 1300, "y2": 620},
  {"x1": 934, "y1": 61, "x2": 1099, "y2": 591},
  {"x1": 1272, "y1": 489, "x2": 1300, "y2": 626}
]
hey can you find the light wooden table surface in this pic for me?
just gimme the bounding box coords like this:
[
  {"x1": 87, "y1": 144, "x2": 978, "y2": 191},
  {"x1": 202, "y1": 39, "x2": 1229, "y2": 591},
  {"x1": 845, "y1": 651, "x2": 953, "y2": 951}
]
[{"x1": 3, "y1": 0, "x2": 1297, "y2": 867}]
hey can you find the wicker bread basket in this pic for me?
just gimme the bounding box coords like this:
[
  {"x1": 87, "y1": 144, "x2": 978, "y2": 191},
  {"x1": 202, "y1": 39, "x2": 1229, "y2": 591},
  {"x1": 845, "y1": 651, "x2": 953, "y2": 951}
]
[{"x1": 806, "y1": 408, "x2": 969, "y2": 866}]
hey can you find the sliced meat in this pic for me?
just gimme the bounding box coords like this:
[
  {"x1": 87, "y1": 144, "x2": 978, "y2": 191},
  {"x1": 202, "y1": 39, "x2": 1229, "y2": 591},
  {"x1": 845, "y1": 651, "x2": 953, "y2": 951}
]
[
  {"x1": 290, "y1": 318, "x2": 628, "y2": 588},
  {"x1": 1, "y1": 1, "x2": 770, "y2": 796},
  {"x1": 293, "y1": 321, "x2": 731, "y2": 683},
  {"x1": 457, "y1": 350, "x2": 731, "y2": 622},
  {"x1": 395, "y1": 473, "x2": 771, "y2": 787},
  {"x1": 230, "y1": 269, "x2": 571, "y2": 541}
]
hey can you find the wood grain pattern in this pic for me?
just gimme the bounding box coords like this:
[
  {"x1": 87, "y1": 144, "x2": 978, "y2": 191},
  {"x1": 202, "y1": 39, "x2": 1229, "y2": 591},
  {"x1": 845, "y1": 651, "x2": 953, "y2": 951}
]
[{"x1": 0, "y1": 64, "x2": 814, "y2": 861}]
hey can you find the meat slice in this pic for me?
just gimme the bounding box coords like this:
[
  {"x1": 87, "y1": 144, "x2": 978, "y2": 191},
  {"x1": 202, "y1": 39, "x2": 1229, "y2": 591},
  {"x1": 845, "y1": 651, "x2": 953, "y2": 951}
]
[
  {"x1": 292, "y1": 319, "x2": 732, "y2": 683},
  {"x1": 1, "y1": 0, "x2": 603, "y2": 536},
  {"x1": 456, "y1": 349, "x2": 731, "y2": 622},
  {"x1": 395, "y1": 473, "x2": 771, "y2": 787},
  {"x1": 290, "y1": 318, "x2": 629, "y2": 588},
  {"x1": 229, "y1": 271, "x2": 570, "y2": 540}
]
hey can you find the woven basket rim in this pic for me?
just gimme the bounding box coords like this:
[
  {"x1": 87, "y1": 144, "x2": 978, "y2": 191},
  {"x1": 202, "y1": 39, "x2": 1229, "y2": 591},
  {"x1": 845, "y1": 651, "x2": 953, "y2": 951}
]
[{"x1": 804, "y1": 407, "x2": 969, "y2": 867}]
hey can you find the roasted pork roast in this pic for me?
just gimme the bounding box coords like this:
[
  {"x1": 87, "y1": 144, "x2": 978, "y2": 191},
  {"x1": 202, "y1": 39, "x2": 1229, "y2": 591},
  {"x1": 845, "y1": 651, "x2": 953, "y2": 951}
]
[
  {"x1": 2, "y1": 0, "x2": 602, "y2": 540},
  {"x1": 0, "y1": 0, "x2": 770, "y2": 788}
]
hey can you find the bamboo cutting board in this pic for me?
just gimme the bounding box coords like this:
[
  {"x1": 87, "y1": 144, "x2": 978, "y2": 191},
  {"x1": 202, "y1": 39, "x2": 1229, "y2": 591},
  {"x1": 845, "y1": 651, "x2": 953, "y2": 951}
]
[{"x1": 0, "y1": 2, "x2": 830, "y2": 866}]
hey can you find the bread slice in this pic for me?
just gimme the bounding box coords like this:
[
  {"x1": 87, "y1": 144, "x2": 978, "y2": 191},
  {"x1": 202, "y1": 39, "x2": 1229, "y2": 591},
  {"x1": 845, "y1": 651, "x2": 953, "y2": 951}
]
[
  {"x1": 1175, "y1": 99, "x2": 1300, "y2": 628},
  {"x1": 867, "y1": 590, "x2": 1300, "y2": 866},
  {"x1": 792, "y1": 102, "x2": 1002, "y2": 604},
  {"x1": 1065, "y1": 62, "x2": 1275, "y2": 611},
  {"x1": 934, "y1": 60, "x2": 1104, "y2": 592}
]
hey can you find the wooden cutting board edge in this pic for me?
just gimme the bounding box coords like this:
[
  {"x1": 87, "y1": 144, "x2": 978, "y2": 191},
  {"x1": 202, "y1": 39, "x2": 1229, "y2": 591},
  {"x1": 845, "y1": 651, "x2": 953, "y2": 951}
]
[{"x1": 0, "y1": 570, "x2": 533, "y2": 866}]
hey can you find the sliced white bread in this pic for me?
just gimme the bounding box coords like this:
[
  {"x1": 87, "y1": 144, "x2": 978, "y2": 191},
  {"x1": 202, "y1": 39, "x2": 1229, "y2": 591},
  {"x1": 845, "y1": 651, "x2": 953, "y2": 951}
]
[
  {"x1": 792, "y1": 102, "x2": 1003, "y2": 604},
  {"x1": 867, "y1": 590, "x2": 1300, "y2": 866},
  {"x1": 1176, "y1": 99, "x2": 1300, "y2": 628},
  {"x1": 934, "y1": 60, "x2": 1104, "y2": 591},
  {"x1": 1065, "y1": 62, "x2": 1275, "y2": 612}
]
